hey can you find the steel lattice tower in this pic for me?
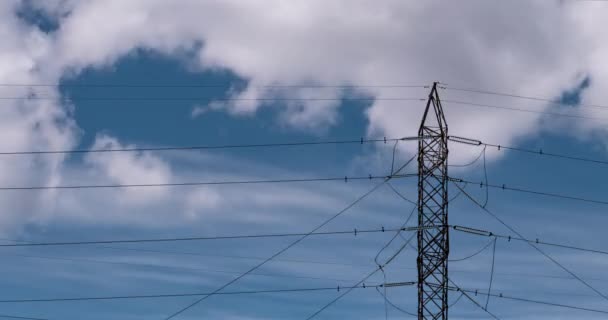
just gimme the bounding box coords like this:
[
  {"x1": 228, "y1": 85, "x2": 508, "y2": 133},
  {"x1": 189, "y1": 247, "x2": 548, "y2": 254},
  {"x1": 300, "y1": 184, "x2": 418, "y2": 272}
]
[{"x1": 417, "y1": 82, "x2": 449, "y2": 320}]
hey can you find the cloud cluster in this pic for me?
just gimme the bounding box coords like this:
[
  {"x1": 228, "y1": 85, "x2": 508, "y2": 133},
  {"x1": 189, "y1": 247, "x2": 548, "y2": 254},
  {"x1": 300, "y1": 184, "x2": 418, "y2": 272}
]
[{"x1": 1, "y1": 0, "x2": 608, "y2": 232}]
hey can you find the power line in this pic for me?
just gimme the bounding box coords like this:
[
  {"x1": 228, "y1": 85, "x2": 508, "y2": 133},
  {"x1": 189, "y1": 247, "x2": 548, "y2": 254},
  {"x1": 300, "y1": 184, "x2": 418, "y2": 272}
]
[
  {"x1": 0, "y1": 283, "x2": 415, "y2": 303},
  {"x1": 305, "y1": 268, "x2": 388, "y2": 319},
  {"x1": 452, "y1": 182, "x2": 608, "y2": 303},
  {"x1": 7, "y1": 240, "x2": 600, "y2": 284},
  {"x1": 451, "y1": 286, "x2": 608, "y2": 315},
  {"x1": 485, "y1": 238, "x2": 497, "y2": 309},
  {"x1": 451, "y1": 177, "x2": 608, "y2": 206},
  {"x1": 375, "y1": 286, "x2": 417, "y2": 317},
  {"x1": 0, "y1": 236, "x2": 375, "y2": 269},
  {"x1": 0, "y1": 315, "x2": 48, "y2": 320},
  {"x1": 449, "y1": 238, "x2": 494, "y2": 262},
  {"x1": 0, "y1": 226, "x2": 425, "y2": 248},
  {"x1": 448, "y1": 134, "x2": 608, "y2": 166},
  {"x1": 305, "y1": 231, "x2": 417, "y2": 319},
  {"x1": 0, "y1": 96, "x2": 425, "y2": 102},
  {"x1": 0, "y1": 137, "x2": 418, "y2": 156},
  {"x1": 0, "y1": 83, "x2": 428, "y2": 89},
  {"x1": 374, "y1": 198, "x2": 417, "y2": 320},
  {"x1": 304, "y1": 157, "x2": 419, "y2": 319},
  {"x1": 453, "y1": 225, "x2": 608, "y2": 256},
  {"x1": 443, "y1": 86, "x2": 608, "y2": 111},
  {"x1": 444, "y1": 99, "x2": 607, "y2": 122},
  {"x1": 0, "y1": 173, "x2": 416, "y2": 191},
  {"x1": 483, "y1": 142, "x2": 608, "y2": 166},
  {"x1": 446, "y1": 279, "x2": 500, "y2": 319},
  {"x1": 162, "y1": 156, "x2": 416, "y2": 320}
]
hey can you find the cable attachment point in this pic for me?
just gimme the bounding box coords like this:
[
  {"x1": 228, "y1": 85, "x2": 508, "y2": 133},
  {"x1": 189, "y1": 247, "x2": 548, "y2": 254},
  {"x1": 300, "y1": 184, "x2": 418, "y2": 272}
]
[
  {"x1": 381, "y1": 226, "x2": 385, "y2": 232},
  {"x1": 498, "y1": 145, "x2": 501, "y2": 151},
  {"x1": 453, "y1": 225, "x2": 493, "y2": 237},
  {"x1": 447, "y1": 135, "x2": 482, "y2": 146},
  {"x1": 384, "y1": 137, "x2": 387, "y2": 144},
  {"x1": 354, "y1": 228, "x2": 358, "y2": 236},
  {"x1": 344, "y1": 176, "x2": 348, "y2": 183},
  {"x1": 384, "y1": 281, "x2": 416, "y2": 288},
  {"x1": 361, "y1": 137, "x2": 364, "y2": 145}
]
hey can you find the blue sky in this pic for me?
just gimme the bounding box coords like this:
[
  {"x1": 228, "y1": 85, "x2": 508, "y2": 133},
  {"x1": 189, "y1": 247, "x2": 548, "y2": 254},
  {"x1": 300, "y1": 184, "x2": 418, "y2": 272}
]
[{"x1": 2, "y1": 1, "x2": 608, "y2": 320}]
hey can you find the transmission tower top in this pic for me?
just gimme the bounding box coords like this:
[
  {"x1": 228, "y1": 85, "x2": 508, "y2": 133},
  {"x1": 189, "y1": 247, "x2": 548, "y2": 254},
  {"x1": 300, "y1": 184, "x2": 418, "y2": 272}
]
[{"x1": 419, "y1": 82, "x2": 447, "y2": 136}]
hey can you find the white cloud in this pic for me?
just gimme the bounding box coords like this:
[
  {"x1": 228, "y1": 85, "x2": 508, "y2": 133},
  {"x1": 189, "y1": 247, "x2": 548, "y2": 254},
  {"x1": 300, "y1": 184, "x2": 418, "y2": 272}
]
[
  {"x1": 83, "y1": 135, "x2": 173, "y2": 205},
  {"x1": 28, "y1": 0, "x2": 606, "y2": 147},
  {"x1": 0, "y1": 0, "x2": 608, "y2": 230}
]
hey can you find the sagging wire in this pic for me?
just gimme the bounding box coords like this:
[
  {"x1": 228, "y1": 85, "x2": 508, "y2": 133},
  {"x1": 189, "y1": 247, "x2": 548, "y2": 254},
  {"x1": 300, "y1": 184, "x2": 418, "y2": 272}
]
[
  {"x1": 447, "y1": 144, "x2": 488, "y2": 204},
  {"x1": 305, "y1": 232, "x2": 415, "y2": 319},
  {"x1": 306, "y1": 152, "x2": 419, "y2": 320},
  {"x1": 482, "y1": 145, "x2": 489, "y2": 208},
  {"x1": 452, "y1": 180, "x2": 608, "y2": 305},
  {"x1": 374, "y1": 231, "x2": 419, "y2": 318},
  {"x1": 447, "y1": 279, "x2": 501, "y2": 319},
  {"x1": 449, "y1": 145, "x2": 486, "y2": 167},
  {"x1": 375, "y1": 285, "x2": 417, "y2": 317},
  {"x1": 390, "y1": 140, "x2": 400, "y2": 175},
  {"x1": 381, "y1": 268, "x2": 389, "y2": 320},
  {"x1": 486, "y1": 237, "x2": 498, "y2": 310},
  {"x1": 374, "y1": 204, "x2": 417, "y2": 319},
  {"x1": 448, "y1": 238, "x2": 495, "y2": 262},
  {"x1": 376, "y1": 150, "x2": 418, "y2": 320},
  {"x1": 447, "y1": 136, "x2": 489, "y2": 207},
  {"x1": 386, "y1": 182, "x2": 417, "y2": 206},
  {"x1": 449, "y1": 292, "x2": 465, "y2": 308}
]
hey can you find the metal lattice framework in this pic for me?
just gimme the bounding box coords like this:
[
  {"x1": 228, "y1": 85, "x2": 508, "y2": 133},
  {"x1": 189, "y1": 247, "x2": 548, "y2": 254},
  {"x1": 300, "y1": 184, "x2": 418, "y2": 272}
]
[{"x1": 417, "y1": 82, "x2": 449, "y2": 320}]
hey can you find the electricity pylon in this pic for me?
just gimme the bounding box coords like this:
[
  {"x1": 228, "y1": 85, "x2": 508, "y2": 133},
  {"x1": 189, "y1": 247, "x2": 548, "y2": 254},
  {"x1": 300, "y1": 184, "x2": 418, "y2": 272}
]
[{"x1": 417, "y1": 82, "x2": 449, "y2": 319}]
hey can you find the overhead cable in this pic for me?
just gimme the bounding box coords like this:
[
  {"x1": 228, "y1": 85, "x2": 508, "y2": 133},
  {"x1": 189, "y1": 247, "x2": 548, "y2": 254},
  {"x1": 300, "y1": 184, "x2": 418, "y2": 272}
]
[
  {"x1": 448, "y1": 134, "x2": 608, "y2": 166},
  {"x1": 451, "y1": 177, "x2": 608, "y2": 206},
  {"x1": 0, "y1": 136, "x2": 422, "y2": 156},
  {"x1": 444, "y1": 99, "x2": 606, "y2": 122},
  {"x1": 449, "y1": 286, "x2": 608, "y2": 315},
  {"x1": 0, "y1": 283, "x2": 415, "y2": 303},
  {"x1": 161, "y1": 155, "x2": 417, "y2": 320},
  {"x1": 0, "y1": 96, "x2": 425, "y2": 102},
  {"x1": 0, "y1": 83, "x2": 429, "y2": 89},
  {"x1": 446, "y1": 279, "x2": 500, "y2": 319},
  {"x1": 452, "y1": 183, "x2": 608, "y2": 302},
  {"x1": 452, "y1": 225, "x2": 608, "y2": 256},
  {"x1": 0, "y1": 173, "x2": 417, "y2": 191},
  {"x1": 0, "y1": 315, "x2": 49, "y2": 320},
  {"x1": 444, "y1": 86, "x2": 608, "y2": 111},
  {"x1": 0, "y1": 225, "x2": 426, "y2": 248},
  {"x1": 305, "y1": 231, "x2": 418, "y2": 319}
]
